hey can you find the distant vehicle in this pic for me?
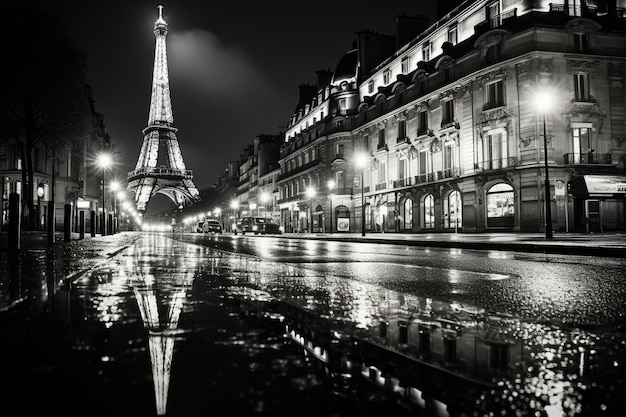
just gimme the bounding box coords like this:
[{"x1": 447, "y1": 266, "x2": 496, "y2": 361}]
[
  {"x1": 234, "y1": 217, "x2": 281, "y2": 235},
  {"x1": 197, "y1": 219, "x2": 222, "y2": 233}
]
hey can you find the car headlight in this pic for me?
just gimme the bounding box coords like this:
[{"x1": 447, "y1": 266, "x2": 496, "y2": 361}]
[{"x1": 252, "y1": 225, "x2": 258, "y2": 231}]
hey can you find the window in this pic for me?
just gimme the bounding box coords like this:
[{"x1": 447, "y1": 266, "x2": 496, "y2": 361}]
[
  {"x1": 481, "y1": 132, "x2": 508, "y2": 169},
  {"x1": 448, "y1": 26, "x2": 458, "y2": 45},
  {"x1": 418, "y1": 149, "x2": 428, "y2": 176},
  {"x1": 572, "y1": 127, "x2": 593, "y2": 163},
  {"x1": 398, "y1": 157, "x2": 408, "y2": 179},
  {"x1": 485, "y1": 80, "x2": 504, "y2": 109},
  {"x1": 378, "y1": 161, "x2": 386, "y2": 184},
  {"x1": 444, "y1": 336, "x2": 457, "y2": 364},
  {"x1": 487, "y1": 2, "x2": 501, "y2": 27},
  {"x1": 417, "y1": 110, "x2": 428, "y2": 135},
  {"x1": 401, "y1": 57, "x2": 410, "y2": 74},
  {"x1": 422, "y1": 43, "x2": 431, "y2": 62},
  {"x1": 445, "y1": 190, "x2": 462, "y2": 229},
  {"x1": 383, "y1": 69, "x2": 391, "y2": 84},
  {"x1": 486, "y1": 183, "x2": 515, "y2": 228},
  {"x1": 443, "y1": 142, "x2": 455, "y2": 173},
  {"x1": 403, "y1": 198, "x2": 413, "y2": 230},
  {"x1": 489, "y1": 344, "x2": 509, "y2": 371},
  {"x1": 574, "y1": 33, "x2": 588, "y2": 52},
  {"x1": 568, "y1": 0, "x2": 583, "y2": 16},
  {"x1": 442, "y1": 99, "x2": 455, "y2": 126},
  {"x1": 574, "y1": 73, "x2": 590, "y2": 101},
  {"x1": 485, "y1": 42, "x2": 502, "y2": 64},
  {"x1": 424, "y1": 194, "x2": 435, "y2": 229},
  {"x1": 378, "y1": 129, "x2": 386, "y2": 149},
  {"x1": 397, "y1": 119, "x2": 406, "y2": 141},
  {"x1": 335, "y1": 143, "x2": 344, "y2": 158},
  {"x1": 338, "y1": 98, "x2": 346, "y2": 114},
  {"x1": 368, "y1": 80, "x2": 374, "y2": 94},
  {"x1": 336, "y1": 170, "x2": 345, "y2": 189},
  {"x1": 304, "y1": 152, "x2": 310, "y2": 164}
]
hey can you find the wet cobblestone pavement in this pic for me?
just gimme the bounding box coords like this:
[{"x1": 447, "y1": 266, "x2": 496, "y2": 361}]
[{"x1": 1, "y1": 232, "x2": 625, "y2": 416}]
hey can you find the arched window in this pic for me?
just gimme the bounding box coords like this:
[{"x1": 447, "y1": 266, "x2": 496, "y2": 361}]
[
  {"x1": 402, "y1": 197, "x2": 413, "y2": 230},
  {"x1": 444, "y1": 190, "x2": 462, "y2": 229},
  {"x1": 486, "y1": 183, "x2": 515, "y2": 228},
  {"x1": 424, "y1": 194, "x2": 435, "y2": 229}
]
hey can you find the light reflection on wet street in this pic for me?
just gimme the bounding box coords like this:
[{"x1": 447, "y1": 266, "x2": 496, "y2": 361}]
[{"x1": 1, "y1": 233, "x2": 625, "y2": 416}]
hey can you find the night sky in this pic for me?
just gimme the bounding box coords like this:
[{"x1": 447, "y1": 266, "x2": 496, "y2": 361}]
[{"x1": 14, "y1": 1, "x2": 437, "y2": 197}]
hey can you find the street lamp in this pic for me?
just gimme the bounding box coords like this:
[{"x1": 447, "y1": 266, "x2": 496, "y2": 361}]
[
  {"x1": 230, "y1": 199, "x2": 239, "y2": 233},
  {"x1": 96, "y1": 152, "x2": 113, "y2": 236},
  {"x1": 37, "y1": 183, "x2": 44, "y2": 230},
  {"x1": 305, "y1": 186, "x2": 316, "y2": 233},
  {"x1": 355, "y1": 152, "x2": 369, "y2": 236},
  {"x1": 110, "y1": 181, "x2": 120, "y2": 234},
  {"x1": 535, "y1": 91, "x2": 554, "y2": 239},
  {"x1": 327, "y1": 179, "x2": 335, "y2": 234}
]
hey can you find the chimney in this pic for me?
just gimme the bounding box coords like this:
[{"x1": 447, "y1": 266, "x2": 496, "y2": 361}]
[
  {"x1": 355, "y1": 30, "x2": 396, "y2": 81},
  {"x1": 316, "y1": 68, "x2": 333, "y2": 89}
]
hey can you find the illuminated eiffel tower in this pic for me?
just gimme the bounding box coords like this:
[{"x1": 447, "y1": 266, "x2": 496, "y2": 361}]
[{"x1": 127, "y1": 5, "x2": 199, "y2": 212}]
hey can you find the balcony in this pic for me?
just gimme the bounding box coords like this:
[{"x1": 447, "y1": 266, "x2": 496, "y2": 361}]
[
  {"x1": 438, "y1": 167, "x2": 461, "y2": 179},
  {"x1": 563, "y1": 153, "x2": 612, "y2": 165},
  {"x1": 374, "y1": 182, "x2": 387, "y2": 191},
  {"x1": 549, "y1": 3, "x2": 598, "y2": 17},
  {"x1": 127, "y1": 166, "x2": 193, "y2": 180},
  {"x1": 475, "y1": 157, "x2": 516, "y2": 172}
]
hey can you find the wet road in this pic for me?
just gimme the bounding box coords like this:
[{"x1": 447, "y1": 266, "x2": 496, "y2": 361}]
[{"x1": 1, "y1": 233, "x2": 625, "y2": 416}]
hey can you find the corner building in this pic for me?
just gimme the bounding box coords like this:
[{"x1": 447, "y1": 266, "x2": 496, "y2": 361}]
[{"x1": 280, "y1": 0, "x2": 626, "y2": 234}]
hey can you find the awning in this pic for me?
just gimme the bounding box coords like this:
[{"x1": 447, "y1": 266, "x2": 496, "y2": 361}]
[{"x1": 568, "y1": 175, "x2": 626, "y2": 198}]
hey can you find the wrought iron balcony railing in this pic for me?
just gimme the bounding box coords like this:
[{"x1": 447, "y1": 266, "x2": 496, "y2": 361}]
[
  {"x1": 474, "y1": 157, "x2": 516, "y2": 172},
  {"x1": 563, "y1": 153, "x2": 612, "y2": 165}
]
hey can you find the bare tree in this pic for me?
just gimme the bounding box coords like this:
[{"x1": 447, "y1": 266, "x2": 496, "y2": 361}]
[{"x1": 1, "y1": 4, "x2": 91, "y2": 229}]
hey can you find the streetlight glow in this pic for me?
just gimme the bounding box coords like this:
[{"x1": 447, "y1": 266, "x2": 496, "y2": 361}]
[{"x1": 534, "y1": 88, "x2": 554, "y2": 239}]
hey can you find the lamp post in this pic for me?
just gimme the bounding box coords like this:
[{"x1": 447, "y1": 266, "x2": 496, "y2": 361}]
[
  {"x1": 230, "y1": 199, "x2": 239, "y2": 233},
  {"x1": 355, "y1": 152, "x2": 368, "y2": 236},
  {"x1": 536, "y1": 91, "x2": 554, "y2": 239},
  {"x1": 37, "y1": 183, "x2": 44, "y2": 230},
  {"x1": 97, "y1": 153, "x2": 113, "y2": 236},
  {"x1": 305, "y1": 187, "x2": 316, "y2": 233},
  {"x1": 327, "y1": 179, "x2": 335, "y2": 234},
  {"x1": 110, "y1": 181, "x2": 120, "y2": 234}
]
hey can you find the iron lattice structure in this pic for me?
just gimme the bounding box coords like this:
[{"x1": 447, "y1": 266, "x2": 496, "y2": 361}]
[{"x1": 127, "y1": 6, "x2": 199, "y2": 212}]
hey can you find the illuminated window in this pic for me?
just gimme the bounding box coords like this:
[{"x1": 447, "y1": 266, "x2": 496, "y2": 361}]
[
  {"x1": 403, "y1": 198, "x2": 413, "y2": 230},
  {"x1": 448, "y1": 26, "x2": 458, "y2": 44},
  {"x1": 572, "y1": 127, "x2": 593, "y2": 163},
  {"x1": 383, "y1": 69, "x2": 391, "y2": 84},
  {"x1": 444, "y1": 190, "x2": 462, "y2": 229},
  {"x1": 422, "y1": 43, "x2": 430, "y2": 62},
  {"x1": 336, "y1": 170, "x2": 345, "y2": 189},
  {"x1": 574, "y1": 73, "x2": 590, "y2": 101},
  {"x1": 486, "y1": 183, "x2": 515, "y2": 228},
  {"x1": 401, "y1": 56, "x2": 410, "y2": 74},
  {"x1": 424, "y1": 194, "x2": 435, "y2": 229}
]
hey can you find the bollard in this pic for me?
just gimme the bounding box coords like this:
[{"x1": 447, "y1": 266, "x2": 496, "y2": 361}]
[
  {"x1": 108, "y1": 213, "x2": 113, "y2": 235},
  {"x1": 90, "y1": 210, "x2": 96, "y2": 237},
  {"x1": 100, "y1": 212, "x2": 106, "y2": 236},
  {"x1": 64, "y1": 204, "x2": 71, "y2": 242},
  {"x1": 47, "y1": 203, "x2": 55, "y2": 244},
  {"x1": 79, "y1": 210, "x2": 85, "y2": 240},
  {"x1": 8, "y1": 193, "x2": 21, "y2": 250}
]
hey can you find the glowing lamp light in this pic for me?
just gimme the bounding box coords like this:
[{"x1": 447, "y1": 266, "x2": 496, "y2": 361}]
[
  {"x1": 306, "y1": 187, "x2": 316, "y2": 199},
  {"x1": 535, "y1": 90, "x2": 554, "y2": 114},
  {"x1": 355, "y1": 152, "x2": 368, "y2": 169},
  {"x1": 97, "y1": 153, "x2": 113, "y2": 169}
]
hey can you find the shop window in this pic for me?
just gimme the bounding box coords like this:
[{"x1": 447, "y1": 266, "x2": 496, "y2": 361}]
[
  {"x1": 486, "y1": 183, "x2": 515, "y2": 228},
  {"x1": 403, "y1": 198, "x2": 413, "y2": 230},
  {"x1": 445, "y1": 190, "x2": 462, "y2": 229},
  {"x1": 424, "y1": 194, "x2": 435, "y2": 229}
]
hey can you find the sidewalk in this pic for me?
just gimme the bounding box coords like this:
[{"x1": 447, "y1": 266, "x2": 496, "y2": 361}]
[{"x1": 278, "y1": 231, "x2": 626, "y2": 258}]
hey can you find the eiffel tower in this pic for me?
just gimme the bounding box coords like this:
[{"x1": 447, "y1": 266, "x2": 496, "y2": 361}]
[{"x1": 127, "y1": 5, "x2": 199, "y2": 212}]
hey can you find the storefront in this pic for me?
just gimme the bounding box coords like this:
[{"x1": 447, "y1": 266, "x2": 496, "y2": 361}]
[{"x1": 568, "y1": 175, "x2": 626, "y2": 232}]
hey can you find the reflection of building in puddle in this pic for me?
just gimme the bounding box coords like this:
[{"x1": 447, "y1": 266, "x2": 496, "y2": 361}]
[{"x1": 229, "y1": 273, "x2": 601, "y2": 417}]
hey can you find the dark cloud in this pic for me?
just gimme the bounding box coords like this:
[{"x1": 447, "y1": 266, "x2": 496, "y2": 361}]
[{"x1": 169, "y1": 28, "x2": 272, "y2": 102}]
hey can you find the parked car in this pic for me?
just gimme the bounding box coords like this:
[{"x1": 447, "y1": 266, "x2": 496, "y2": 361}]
[
  {"x1": 234, "y1": 217, "x2": 281, "y2": 235},
  {"x1": 197, "y1": 219, "x2": 222, "y2": 233}
]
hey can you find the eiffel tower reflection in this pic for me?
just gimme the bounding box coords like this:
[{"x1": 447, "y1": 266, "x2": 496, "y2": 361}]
[{"x1": 129, "y1": 237, "x2": 200, "y2": 415}]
